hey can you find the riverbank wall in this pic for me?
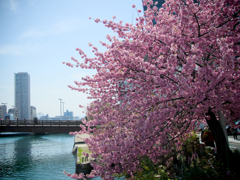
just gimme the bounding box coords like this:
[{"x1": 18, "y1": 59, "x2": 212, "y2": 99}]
[{"x1": 72, "y1": 134, "x2": 93, "y2": 175}]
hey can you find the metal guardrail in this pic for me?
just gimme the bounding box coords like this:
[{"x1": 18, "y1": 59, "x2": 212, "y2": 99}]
[{"x1": 0, "y1": 120, "x2": 83, "y2": 127}]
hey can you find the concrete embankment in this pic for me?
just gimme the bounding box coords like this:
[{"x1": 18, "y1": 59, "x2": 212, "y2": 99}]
[
  {"x1": 76, "y1": 162, "x2": 93, "y2": 175},
  {"x1": 72, "y1": 134, "x2": 93, "y2": 175}
]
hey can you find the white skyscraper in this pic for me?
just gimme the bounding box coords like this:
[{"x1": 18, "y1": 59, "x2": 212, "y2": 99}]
[{"x1": 14, "y1": 72, "x2": 31, "y2": 120}]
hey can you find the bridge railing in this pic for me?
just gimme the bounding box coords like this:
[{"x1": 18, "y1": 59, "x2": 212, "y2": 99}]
[{"x1": 0, "y1": 120, "x2": 83, "y2": 127}]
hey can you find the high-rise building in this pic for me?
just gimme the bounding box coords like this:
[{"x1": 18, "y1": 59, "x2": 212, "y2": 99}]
[
  {"x1": 31, "y1": 106, "x2": 37, "y2": 119},
  {"x1": 0, "y1": 105, "x2": 7, "y2": 120},
  {"x1": 14, "y1": 72, "x2": 31, "y2": 120}
]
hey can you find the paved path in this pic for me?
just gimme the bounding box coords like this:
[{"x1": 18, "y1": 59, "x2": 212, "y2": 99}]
[
  {"x1": 228, "y1": 135, "x2": 240, "y2": 144},
  {"x1": 228, "y1": 135, "x2": 240, "y2": 150},
  {"x1": 229, "y1": 142, "x2": 240, "y2": 150},
  {"x1": 72, "y1": 133, "x2": 90, "y2": 153},
  {"x1": 72, "y1": 134, "x2": 93, "y2": 164},
  {"x1": 198, "y1": 133, "x2": 240, "y2": 149},
  {"x1": 75, "y1": 133, "x2": 90, "y2": 143}
]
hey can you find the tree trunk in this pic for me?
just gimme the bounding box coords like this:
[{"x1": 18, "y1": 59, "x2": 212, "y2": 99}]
[{"x1": 206, "y1": 108, "x2": 234, "y2": 168}]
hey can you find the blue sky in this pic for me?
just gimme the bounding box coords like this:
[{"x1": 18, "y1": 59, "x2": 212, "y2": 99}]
[{"x1": 0, "y1": 0, "x2": 143, "y2": 118}]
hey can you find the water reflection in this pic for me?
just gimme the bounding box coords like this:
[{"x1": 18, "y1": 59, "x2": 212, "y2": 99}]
[
  {"x1": 14, "y1": 136, "x2": 33, "y2": 172},
  {"x1": 0, "y1": 134, "x2": 76, "y2": 180}
]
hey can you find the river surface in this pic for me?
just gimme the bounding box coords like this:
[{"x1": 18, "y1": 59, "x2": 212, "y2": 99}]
[{"x1": 0, "y1": 133, "x2": 101, "y2": 180}]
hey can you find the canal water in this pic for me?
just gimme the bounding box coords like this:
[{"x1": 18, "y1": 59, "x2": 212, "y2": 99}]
[{"x1": 0, "y1": 134, "x2": 101, "y2": 180}]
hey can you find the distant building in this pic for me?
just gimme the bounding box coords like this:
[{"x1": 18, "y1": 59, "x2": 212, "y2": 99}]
[
  {"x1": 8, "y1": 108, "x2": 18, "y2": 120},
  {"x1": 64, "y1": 110, "x2": 73, "y2": 118},
  {"x1": 31, "y1": 106, "x2": 37, "y2": 119},
  {"x1": 37, "y1": 112, "x2": 44, "y2": 119},
  {"x1": 142, "y1": 0, "x2": 165, "y2": 25},
  {"x1": 40, "y1": 114, "x2": 49, "y2": 120},
  {"x1": 4, "y1": 113, "x2": 15, "y2": 120},
  {"x1": 142, "y1": 0, "x2": 199, "y2": 25},
  {"x1": 0, "y1": 105, "x2": 7, "y2": 120},
  {"x1": 142, "y1": 0, "x2": 164, "y2": 11},
  {"x1": 54, "y1": 116, "x2": 62, "y2": 120},
  {"x1": 55, "y1": 115, "x2": 79, "y2": 120},
  {"x1": 15, "y1": 72, "x2": 31, "y2": 120},
  {"x1": 73, "y1": 116, "x2": 80, "y2": 120}
]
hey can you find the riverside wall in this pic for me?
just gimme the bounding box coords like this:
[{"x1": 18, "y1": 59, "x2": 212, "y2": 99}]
[{"x1": 72, "y1": 134, "x2": 93, "y2": 175}]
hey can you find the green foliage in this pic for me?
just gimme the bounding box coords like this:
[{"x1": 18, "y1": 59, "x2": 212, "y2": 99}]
[
  {"x1": 180, "y1": 153, "x2": 216, "y2": 180},
  {"x1": 163, "y1": 133, "x2": 240, "y2": 180},
  {"x1": 133, "y1": 156, "x2": 170, "y2": 180},
  {"x1": 119, "y1": 134, "x2": 240, "y2": 179},
  {"x1": 182, "y1": 165, "x2": 215, "y2": 180},
  {"x1": 134, "y1": 156, "x2": 156, "y2": 180},
  {"x1": 77, "y1": 147, "x2": 91, "y2": 163},
  {"x1": 179, "y1": 146, "x2": 240, "y2": 180},
  {"x1": 157, "y1": 165, "x2": 170, "y2": 180},
  {"x1": 182, "y1": 131, "x2": 198, "y2": 146}
]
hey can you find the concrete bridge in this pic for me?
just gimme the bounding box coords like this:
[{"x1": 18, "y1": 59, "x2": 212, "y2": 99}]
[{"x1": 0, "y1": 120, "x2": 84, "y2": 134}]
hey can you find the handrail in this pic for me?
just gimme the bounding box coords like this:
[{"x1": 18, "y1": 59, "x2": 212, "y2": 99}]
[{"x1": 0, "y1": 120, "x2": 83, "y2": 127}]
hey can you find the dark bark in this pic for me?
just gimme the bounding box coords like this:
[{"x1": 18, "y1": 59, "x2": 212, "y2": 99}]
[{"x1": 206, "y1": 108, "x2": 234, "y2": 168}]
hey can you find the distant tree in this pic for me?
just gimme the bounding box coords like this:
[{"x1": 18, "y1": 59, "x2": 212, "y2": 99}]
[{"x1": 65, "y1": 0, "x2": 240, "y2": 179}]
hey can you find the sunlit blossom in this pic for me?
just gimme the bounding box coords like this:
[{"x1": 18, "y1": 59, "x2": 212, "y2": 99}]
[{"x1": 63, "y1": 0, "x2": 240, "y2": 179}]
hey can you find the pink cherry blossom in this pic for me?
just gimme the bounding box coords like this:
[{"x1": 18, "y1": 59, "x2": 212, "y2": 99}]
[{"x1": 64, "y1": 0, "x2": 240, "y2": 179}]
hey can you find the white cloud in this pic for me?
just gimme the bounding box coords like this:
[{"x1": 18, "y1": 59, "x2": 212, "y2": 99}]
[
  {"x1": 0, "y1": 44, "x2": 37, "y2": 56},
  {"x1": 9, "y1": 0, "x2": 18, "y2": 11},
  {"x1": 20, "y1": 28, "x2": 45, "y2": 38},
  {"x1": 19, "y1": 19, "x2": 79, "y2": 39},
  {"x1": 26, "y1": 0, "x2": 37, "y2": 6},
  {"x1": 51, "y1": 20, "x2": 77, "y2": 34}
]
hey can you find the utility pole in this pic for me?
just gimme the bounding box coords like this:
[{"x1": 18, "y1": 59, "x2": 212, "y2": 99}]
[
  {"x1": 62, "y1": 102, "x2": 65, "y2": 120},
  {"x1": 59, "y1": 99, "x2": 62, "y2": 120}
]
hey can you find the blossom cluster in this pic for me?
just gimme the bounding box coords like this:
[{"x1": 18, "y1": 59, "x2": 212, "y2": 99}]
[{"x1": 64, "y1": 0, "x2": 240, "y2": 179}]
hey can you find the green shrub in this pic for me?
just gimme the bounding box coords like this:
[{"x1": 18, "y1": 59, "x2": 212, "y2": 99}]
[{"x1": 133, "y1": 156, "x2": 170, "y2": 180}]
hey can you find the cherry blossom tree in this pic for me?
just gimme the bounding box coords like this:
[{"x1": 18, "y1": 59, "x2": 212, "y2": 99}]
[{"x1": 64, "y1": 0, "x2": 240, "y2": 179}]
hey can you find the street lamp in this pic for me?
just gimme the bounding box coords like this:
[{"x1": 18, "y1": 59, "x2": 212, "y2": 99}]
[{"x1": 59, "y1": 98, "x2": 62, "y2": 120}]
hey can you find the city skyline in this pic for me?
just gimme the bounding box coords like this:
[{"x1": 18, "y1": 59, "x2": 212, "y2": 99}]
[{"x1": 0, "y1": 0, "x2": 144, "y2": 118}]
